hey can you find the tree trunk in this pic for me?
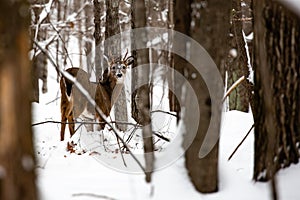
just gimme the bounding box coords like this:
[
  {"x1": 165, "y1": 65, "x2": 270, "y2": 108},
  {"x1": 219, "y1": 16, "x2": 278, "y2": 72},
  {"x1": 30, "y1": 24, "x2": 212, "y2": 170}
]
[
  {"x1": 85, "y1": 2, "x2": 94, "y2": 75},
  {"x1": 0, "y1": 1, "x2": 37, "y2": 199},
  {"x1": 131, "y1": 0, "x2": 154, "y2": 182},
  {"x1": 226, "y1": 0, "x2": 252, "y2": 112},
  {"x1": 172, "y1": 0, "x2": 192, "y2": 120},
  {"x1": 183, "y1": 0, "x2": 231, "y2": 193},
  {"x1": 74, "y1": 0, "x2": 83, "y2": 67},
  {"x1": 253, "y1": 0, "x2": 300, "y2": 181},
  {"x1": 93, "y1": 0, "x2": 105, "y2": 77},
  {"x1": 104, "y1": 0, "x2": 128, "y2": 131},
  {"x1": 31, "y1": 0, "x2": 49, "y2": 102}
]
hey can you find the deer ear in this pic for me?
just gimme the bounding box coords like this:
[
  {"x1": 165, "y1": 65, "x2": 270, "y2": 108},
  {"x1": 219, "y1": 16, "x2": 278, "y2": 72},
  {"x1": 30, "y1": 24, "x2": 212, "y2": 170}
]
[{"x1": 125, "y1": 56, "x2": 134, "y2": 66}]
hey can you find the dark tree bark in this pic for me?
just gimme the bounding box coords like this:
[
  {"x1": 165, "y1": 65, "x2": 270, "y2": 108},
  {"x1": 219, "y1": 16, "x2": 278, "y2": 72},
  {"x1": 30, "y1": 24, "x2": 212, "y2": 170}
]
[
  {"x1": 0, "y1": 1, "x2": 37, "y2": 200},
  {"x1": 147, "y1": 0, "x2": 170, "y2": 112},
  {"x1": 172, "y1": 0, "x2": 192, "y2": 119},
  {"x1": 93, "y1": 0, "x2": 105, "y2": 77},
  {"x1": 31, "y1": 0, "x2": 50, "y2": 102},
  {"x1": 131, "y1": 0, "x2": 154, "y2": 182},
  {"x1": 104, "y1": 0, "x2": 128, "y2": 131},
  {"x1": 85, "y1": 2, "x2": 94, "y2": 75},
  {"x1": 167, "y1": 0, "x2": 178, "y2": 117},
  {"x1": 182, "y1": 0, "x2": 231, "y2": 193},
  {"x1": 253, "y1": 0, "x2": 300, "y2": 181},
  {"x1": 74, "y1": 0, "x2": 83, "y2": 67},
  {"x1": 226, "y1": 0, "x2": 252, "y2": 112}
]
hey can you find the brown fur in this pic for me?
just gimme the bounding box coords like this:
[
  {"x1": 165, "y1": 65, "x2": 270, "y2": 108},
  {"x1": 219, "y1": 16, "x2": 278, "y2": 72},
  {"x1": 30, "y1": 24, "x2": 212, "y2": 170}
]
[
  {"x1": 60, "y1": 54, "x2": 133, "y2": 141},
  {"x1": 94, "y1": 68, "x2": 117, "y2": 129},
  {"x1": 60, "y1": 68, "x2": 96, "y2": 141}
]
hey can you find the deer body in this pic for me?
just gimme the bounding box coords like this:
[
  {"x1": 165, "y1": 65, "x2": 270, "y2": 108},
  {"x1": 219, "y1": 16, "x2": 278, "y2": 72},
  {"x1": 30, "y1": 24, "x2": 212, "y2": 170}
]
[
  {"x1": 60, "y1": 53, "x2": 134, "y2": 141},
  {"x1": 60, "y1": 68, "x2": 96, "y2": 141}
]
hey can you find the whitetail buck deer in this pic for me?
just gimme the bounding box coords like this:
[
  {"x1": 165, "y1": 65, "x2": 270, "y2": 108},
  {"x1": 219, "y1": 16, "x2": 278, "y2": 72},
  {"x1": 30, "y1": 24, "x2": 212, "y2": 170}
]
[{"x1": 60, "y1": 53, "x2": 134, "y2": 141}]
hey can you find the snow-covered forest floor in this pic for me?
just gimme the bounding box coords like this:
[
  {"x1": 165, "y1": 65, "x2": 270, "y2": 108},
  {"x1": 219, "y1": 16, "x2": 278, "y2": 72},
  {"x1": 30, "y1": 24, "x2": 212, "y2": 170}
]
[{"x1": 32, "y1": 67, "x2": 300, "y2": 200}]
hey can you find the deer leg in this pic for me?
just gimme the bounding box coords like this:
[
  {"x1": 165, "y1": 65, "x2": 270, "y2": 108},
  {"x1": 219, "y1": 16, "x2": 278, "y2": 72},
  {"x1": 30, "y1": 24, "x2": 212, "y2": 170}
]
[
  {"x1": 99, "y1": 116, "x2": 107, "y2": 130},
  {"x1": 95, "y1": 113, "x2": 105, "y2": 130},
  {"x1": 61, "y1": 114, "x2": 67, "y2": 141},
  {"x1": 67, "y1": 112, "x2": 75, "y2": 138}
]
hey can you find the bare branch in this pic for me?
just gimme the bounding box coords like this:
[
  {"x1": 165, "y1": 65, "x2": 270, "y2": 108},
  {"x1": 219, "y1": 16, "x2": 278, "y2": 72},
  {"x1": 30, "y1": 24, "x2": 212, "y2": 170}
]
[
  {"x1": 223, "y1": 76, "x2": 245, "y2": 103},
  {"x1": 151, "y1": 110, "x2": 177, "y2": 117},
  {"x1": 32, "y1": 120, "x2": 139, "y2": 127},
  {"x1": 72, "y1": 193, "x2": 118, "y2": 200},
  {"x1": 153, "y1": 131, "x2": 170, "y2": 142},
  {"x1": 228, "y1": 124, "x2": 254, "y2": 161},
  {"x1": 48, "y1": 21, "x2": 74, "y2": 68}
]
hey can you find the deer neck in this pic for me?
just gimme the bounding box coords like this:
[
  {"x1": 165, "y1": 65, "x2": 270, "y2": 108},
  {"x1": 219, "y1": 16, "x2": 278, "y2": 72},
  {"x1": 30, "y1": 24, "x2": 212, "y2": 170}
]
[
  {"x1": 100, "y1": 74, "x2": 124, "y2": 105},
  {"x1": 111, "y1": 83, "x2": 124, "y2": 105}
]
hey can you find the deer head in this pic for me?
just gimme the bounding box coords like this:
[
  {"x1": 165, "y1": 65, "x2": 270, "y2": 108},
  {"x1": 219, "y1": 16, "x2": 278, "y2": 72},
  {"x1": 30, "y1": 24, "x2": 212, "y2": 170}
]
[{"x1": 105, "y1": 50, "x2": 134, "y2": 83}]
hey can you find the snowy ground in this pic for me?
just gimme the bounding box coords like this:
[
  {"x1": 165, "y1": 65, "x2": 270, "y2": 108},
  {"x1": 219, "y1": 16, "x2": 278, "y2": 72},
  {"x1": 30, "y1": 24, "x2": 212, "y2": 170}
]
[{"x1": 32, "y1": 69, "x2": 300, "y2": 200}]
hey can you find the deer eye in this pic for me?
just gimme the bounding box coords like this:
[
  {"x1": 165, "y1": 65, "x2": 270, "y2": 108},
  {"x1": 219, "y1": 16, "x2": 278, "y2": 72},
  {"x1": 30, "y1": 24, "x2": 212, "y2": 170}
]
[
  {"x1": 112, "y1": 66, "x2": 116, "y2": 70},
  {"x1": 122, "y1": 65, "x2": 126, "y2": 70}
]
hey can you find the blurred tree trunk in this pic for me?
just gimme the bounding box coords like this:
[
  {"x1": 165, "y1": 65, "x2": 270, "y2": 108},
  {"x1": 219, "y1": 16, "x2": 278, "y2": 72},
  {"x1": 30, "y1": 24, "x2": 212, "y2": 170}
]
[
  {"x1": 226, "y1": 0, "x2": 252, "y2": 112},
  {"x1": 167, "y1": 0, "x2": 178, "y2": 118},
  {"x1": 172, "y1": 0, "x2": 192, "y2": 120},
  {"x1": 74, "y1": 0, "x2": 83, "y2": 67},
  {"x1": 85, "y1": 2, "x2": 94, "y2": 75},
  {"x1": 31, "y1": 0, "x2": 49, "y2": 102},
  {"x1": 131, "y1": 0, "x2": 154, "y2": 182},
  {"x1": 104, "y1": 0, "x2": 128, "y2": 131},
  {"x1": 62, "y1": 1, "x2": 69, "y2": 66},
  {"x1": 182, "y1": 0, "x2": 230, "y2": 193},
  {"x1": 93, "y1": 0, "x2": 105, "y2": 77},
  {"x1": 0, "y1": 1, "x2": 37, "y2": 200},
  {"x1": 147, "y1": 0, "x2": 170, "y2": 109},
  {"x1": 242, "y1": 0, "x2": 253, "y2": 67},
  {"x1": 253, "y1": 0, "x2": 300, "y2": 181},
  {"x1": 55, "y1": 0, "x2": 62, "y2": 73}
]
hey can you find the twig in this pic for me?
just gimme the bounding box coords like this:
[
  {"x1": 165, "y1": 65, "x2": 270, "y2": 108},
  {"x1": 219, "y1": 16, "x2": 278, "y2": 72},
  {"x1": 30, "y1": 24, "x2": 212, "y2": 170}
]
[
  {"x1": 223, "y1": 76, "x2": 245, "y2": 103},
  {"x1": 45, "y1": 96, "x2": 60, "y2": 105},
  {"x1": 32, "y1": 120, "x2": 139, "y2": 127},
  {"x1": 228, "y1": 124, "x2": 254, "y2": 161},
  {"x1": 72, "y1": 193, "x2": 118, "y2": 200},
  {"x1": 123, "y1": 124, "x2": 140, "y2": 149},
  {"x1": 151, "y1": 110, "x2": 177, "y2": 117},
  {"x1": 48, "y1": 21, "x2": 74, "y2": 68},
  {"x1": 115, "y1": 133, "x2": 127, "y2": 167},
  {"x1": 153, "y1": 132, "x2": 170, "y2": 142},
  {"x1": 33, "y1": 40, "x2": 146, "y2": 174}
]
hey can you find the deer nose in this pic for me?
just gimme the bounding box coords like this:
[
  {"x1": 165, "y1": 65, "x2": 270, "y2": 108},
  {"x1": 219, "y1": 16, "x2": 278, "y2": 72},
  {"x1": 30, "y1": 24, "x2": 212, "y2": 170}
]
[{"x1": 117, "y1": 73, "x2": 122, "y2": 78}]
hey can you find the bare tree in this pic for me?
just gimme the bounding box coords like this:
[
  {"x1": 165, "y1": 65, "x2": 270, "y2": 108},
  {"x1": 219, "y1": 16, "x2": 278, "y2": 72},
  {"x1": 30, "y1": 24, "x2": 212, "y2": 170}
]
[
  {"x1": 147, "y1": 0, "x2": 173, "y2": 119},
  {"x1": 94, "y1": 0, "x2": 105, "y2": 77},
  {"x1": 253, "y1": 0, "x2": 300, "y2": 182},
  {"x1": 74, "y1": 0, "x2": 83, "y2": 67},
  {"x1": 181, "y1": 0, "x2": 231, "y2": 193},
  {"x1": 172, "y1": 0, "x2": 192, "y2": 120},
  {"x1": 84, "y1": 1, "x2": 94, "y2": 75},
  {"x1": 226, "y1": 0, "x2": 253, "y2": 112},
  {"x1": 131, "y1": 0, "x2": 154, "y2": 182},
  {"x1": 104, "y1": 0, "x2": 128, "y2": 131},
  {"x1": 0, "y1": 1, "x2": 37, "y2": 199},
  {"x1": 30, "y1": 0, "x2": 50, "y2": 102}
]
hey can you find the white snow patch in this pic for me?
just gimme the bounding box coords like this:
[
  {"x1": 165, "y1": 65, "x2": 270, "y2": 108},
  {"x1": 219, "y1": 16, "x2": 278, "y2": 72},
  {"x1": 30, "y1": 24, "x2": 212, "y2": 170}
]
[
  {"x1": 229, "y1": 48, "x2": 238, "y2": 58},
  {"x1": 242, "y1": 30, "x2": 254, "y2": 83}
]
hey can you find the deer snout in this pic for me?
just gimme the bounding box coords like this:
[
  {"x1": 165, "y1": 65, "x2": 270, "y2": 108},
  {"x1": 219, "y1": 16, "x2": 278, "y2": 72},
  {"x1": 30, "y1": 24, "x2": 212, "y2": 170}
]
[{"x1": 117, "y1": 73, "x2": 123, "y2": 78}]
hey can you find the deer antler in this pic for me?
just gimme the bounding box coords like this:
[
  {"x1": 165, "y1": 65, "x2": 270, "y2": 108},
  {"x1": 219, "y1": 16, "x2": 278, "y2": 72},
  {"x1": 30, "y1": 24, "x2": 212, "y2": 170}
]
[{"x1": 123, "y1": 49, "x2": 129, "y2": 61}]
